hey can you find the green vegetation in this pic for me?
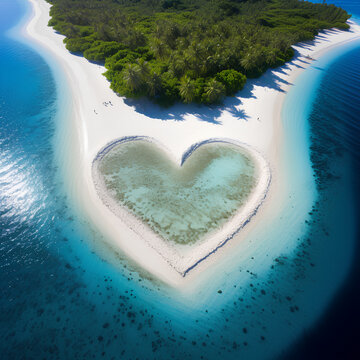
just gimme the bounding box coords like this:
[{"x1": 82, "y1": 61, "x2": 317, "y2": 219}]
[{"x1": 47, "y1": 0, "x2": 350, "y2": 105}]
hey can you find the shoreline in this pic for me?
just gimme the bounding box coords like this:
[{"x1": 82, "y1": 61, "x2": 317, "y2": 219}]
[{"x1": 23, "y1": 0, "x2": 360, "y2": 287}]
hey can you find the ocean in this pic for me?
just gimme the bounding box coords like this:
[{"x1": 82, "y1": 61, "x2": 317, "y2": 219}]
[{"x1": 0, "y1": 0, "x2": 359, "y2": 359}]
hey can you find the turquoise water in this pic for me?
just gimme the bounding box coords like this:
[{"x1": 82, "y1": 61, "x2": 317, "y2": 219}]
[
  {"x1": 1, "y1": 0, "x2": 359, "y2": 359},
  {"x1": 97, "y1": 140, "x2": 256, "y2": 244}
]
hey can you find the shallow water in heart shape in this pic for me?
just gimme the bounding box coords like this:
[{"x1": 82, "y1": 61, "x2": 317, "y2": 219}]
[{"x1": 98, "y1": 141, "x2": 257, "y2": 245}]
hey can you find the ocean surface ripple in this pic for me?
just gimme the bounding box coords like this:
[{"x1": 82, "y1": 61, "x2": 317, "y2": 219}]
[{"x1": 0, "y1": 0, "x2": 359, "y2": 359}]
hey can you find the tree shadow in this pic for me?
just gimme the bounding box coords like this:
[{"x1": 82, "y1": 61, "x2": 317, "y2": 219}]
[
  {"x1": 346, "y1": 25, "x2": 356, "y2": 34},
  {"x1": 292, "y1": 62, "x2": 305, "y2": 69},
  {"x1": 311, "y1": 66, "x2": 325, "y2": 71},
  {"x1": 69, "y1": 51, "x2": 105, "y2": 66},
  {"x1": 294, "y1": 30, "x2": 339, "y2": 50},
  {"x1": 296, "y1": 57, "x2": 312, "y2": 65},
  {"x1": 89, "y1": 59, "x2": 105, "y2": 66},
  {"x1": 295, "y1": 43, "x2": 316, "y2": 50},
  {"x1": 123, "y1": 64, "x2": 295, "y2": 123},
  {"x1": 245, "y1": 68, "x2": 293, "y2": 91},
  {"x1": 123, "y1": 96, "x2": 249, "y2": 124}
]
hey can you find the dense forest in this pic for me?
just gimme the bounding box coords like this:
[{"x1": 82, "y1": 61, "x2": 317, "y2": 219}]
[{"x1": 47, "y1": 0, "x2": 350, "y2": 105}]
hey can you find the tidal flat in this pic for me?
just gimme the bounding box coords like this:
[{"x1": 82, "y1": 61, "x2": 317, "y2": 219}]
[{"x1": 98, "y1": 140, "x2": 257, "y2": 245}]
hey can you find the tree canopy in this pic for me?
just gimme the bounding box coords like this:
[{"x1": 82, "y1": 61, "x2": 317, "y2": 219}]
[{"x1": 47, "y1": 0, "x2": 350, "y2": 105}]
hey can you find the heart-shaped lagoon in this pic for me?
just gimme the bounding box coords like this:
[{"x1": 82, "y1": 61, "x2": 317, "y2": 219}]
[{"x1": 94, "y1": 138, "x2": 260, "y2": 246}]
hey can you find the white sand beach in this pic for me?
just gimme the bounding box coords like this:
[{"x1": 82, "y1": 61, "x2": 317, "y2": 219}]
[{"x1": 23, "y1": 0, "x2": 360, "y2": 287}]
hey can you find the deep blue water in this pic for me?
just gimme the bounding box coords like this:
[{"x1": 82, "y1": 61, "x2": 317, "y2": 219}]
[
  {"x1": 282, "y1": 47, "x2": 360, "y2": 359},
  {"x1": 0, "y1": 0, "x2": 360, "y2": 359}
]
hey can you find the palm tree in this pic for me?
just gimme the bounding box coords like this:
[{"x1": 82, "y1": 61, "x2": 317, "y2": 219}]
[
  {"x1": 147, "y1": 72, "x2": 162, "y2": 97},
  {"x1": 241, "y1": 45, "x2": 264, "y2": 74},
  {"x1": 204, "y1": 79, "x2": 225, "y2": 103},
  {"x1": 150, "y1": 39, "x2": 168, "y2": 60},
  {"x1": 188, "y1": 42, "x2": 205, "y2": 76},
  {"x1": 122, "y1": 64, "x2": 143, "y2": 92},
  {"x1": 179, "y1": 76, "x2": 196, "y2": 103},
  {"x1": 136, "y1": 58, "x2": 150, "y2": 79},
  {"x1": 169, "y1": 53, "x2": 187, "y2": 78},
  {"x1": 266, "y1": 49, "x2": 277, "y2": 66},
  {"x1": 240, "y1": 53, "x2": 253, "y2": 72},
  {"x1": 201, "y1": 55, "x2": 217, "y2": 76}
]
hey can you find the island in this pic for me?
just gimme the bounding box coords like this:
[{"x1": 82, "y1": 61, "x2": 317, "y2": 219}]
[
  {"x1": 24, "y1": 0, "x2": 360, "y2": 286},
  {"x1": 46, "y1": 0, "x2": 350, "y2": 105}
]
